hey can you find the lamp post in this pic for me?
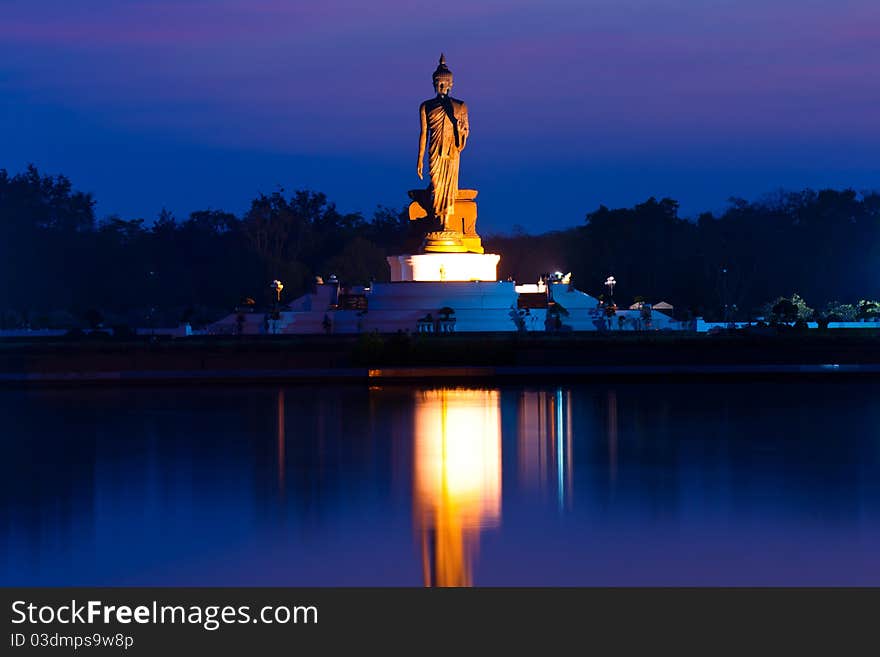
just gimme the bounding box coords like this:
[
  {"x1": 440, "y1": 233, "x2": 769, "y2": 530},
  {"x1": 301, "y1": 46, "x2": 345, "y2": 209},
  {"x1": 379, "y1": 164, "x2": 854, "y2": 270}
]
[
  {"x1": 271, "y1": 279, "x2": 284, "y2": 303},
  {"x1": 603, "y1": 276, "x2": 618, "y2": 331},
  {"x1": 604, "y1": 276, "x2": 616, "y2": 302},
  {"x1": 270, "y1": 280, "x2": 283, "y2": 334}
]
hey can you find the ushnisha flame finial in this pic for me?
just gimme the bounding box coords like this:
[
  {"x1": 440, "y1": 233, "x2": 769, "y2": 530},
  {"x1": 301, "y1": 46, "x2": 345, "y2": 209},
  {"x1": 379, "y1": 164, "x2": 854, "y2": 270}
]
[{"x1": 432, "y1": 53, "x2": 453, "y2": 86}]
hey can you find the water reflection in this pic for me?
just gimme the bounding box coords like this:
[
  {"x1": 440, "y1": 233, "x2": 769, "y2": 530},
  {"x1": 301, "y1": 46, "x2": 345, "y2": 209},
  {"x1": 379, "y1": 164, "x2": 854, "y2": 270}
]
[
  {"x1": 2, "y1": 382, "x2": 880, "y2": 585},
  {"x1": 607, "y1": 389, "x2": 618, "y2": 486},
  {"x1": 413, "y1": 389, "x2": 501, "y2": 586},
  {"x1": 277, "y1": 388, "x2": 286, "y2": 493},
  {"x1": 517, "y1": 389, "x2": 573, "y2": 509}
]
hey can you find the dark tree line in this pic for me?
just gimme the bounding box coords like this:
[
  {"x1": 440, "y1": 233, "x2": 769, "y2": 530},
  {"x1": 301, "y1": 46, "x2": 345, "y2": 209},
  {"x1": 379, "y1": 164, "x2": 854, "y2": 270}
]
[
  {"x1": 2, "y1": 165, "x2": 879, "y2": 328},
  {"x1": 0, "y1": 166, "x2": 414, "y2": 328},
  {"x1": 489, "y1": 192, "x2": 880, "y2": 320}
]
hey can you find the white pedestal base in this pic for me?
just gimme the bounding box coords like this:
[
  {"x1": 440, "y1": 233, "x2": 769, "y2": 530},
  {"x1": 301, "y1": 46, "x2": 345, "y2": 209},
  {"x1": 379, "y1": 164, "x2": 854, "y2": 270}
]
[{"x1": 387, "y1": 253, "x2": 500, "y2": 282}]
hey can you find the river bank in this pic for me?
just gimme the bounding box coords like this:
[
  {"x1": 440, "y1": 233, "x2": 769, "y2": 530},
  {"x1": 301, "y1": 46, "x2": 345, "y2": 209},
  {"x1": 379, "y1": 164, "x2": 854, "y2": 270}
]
[{"x1": 3, "y1": 329, "x2": 880, "y2": 385}]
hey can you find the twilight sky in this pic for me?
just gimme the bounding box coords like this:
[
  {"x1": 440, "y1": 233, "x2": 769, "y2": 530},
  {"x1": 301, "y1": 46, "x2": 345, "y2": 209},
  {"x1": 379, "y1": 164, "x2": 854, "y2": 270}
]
[{"x1": 1, "y1": 0, "x2": 878, "y2": 231}]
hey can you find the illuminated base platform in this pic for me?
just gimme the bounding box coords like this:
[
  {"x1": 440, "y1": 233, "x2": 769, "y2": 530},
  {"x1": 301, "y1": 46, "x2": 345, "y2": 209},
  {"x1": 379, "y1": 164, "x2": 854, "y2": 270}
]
[
  {"x1": 208, "y1": 280, "x2": 685, "y2": 335},
  {"x1": 387, "y1": 253, "x2": 500, "y2": 282}
]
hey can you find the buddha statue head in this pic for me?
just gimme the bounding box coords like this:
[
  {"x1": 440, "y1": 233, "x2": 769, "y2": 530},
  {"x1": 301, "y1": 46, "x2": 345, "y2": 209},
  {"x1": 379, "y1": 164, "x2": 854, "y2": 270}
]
[{"x1": 432, "y1": 53, "x2": 453, "y2": 96}]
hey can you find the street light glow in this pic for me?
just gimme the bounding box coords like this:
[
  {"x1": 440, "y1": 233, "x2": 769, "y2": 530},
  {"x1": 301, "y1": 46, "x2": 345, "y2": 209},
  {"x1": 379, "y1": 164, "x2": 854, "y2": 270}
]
[{"x1": 270, "y1": 279, "x2": 284, "y2": 301}]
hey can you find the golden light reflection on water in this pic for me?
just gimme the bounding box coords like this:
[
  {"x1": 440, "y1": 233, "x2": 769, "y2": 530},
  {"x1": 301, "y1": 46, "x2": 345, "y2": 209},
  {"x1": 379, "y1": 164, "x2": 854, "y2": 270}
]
[{"x1": 413, "y1": 389, "x2": 501, "y2": 587}]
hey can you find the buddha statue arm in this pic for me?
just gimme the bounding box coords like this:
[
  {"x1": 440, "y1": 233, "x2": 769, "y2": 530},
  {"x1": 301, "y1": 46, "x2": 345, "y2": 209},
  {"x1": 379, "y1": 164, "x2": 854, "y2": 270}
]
[
  {"x1": 458, "y1": 102, "x2": 469, "y2": 151},
  {"x1": 417, "y1": 102, "x2": 427, "y2": 180}
]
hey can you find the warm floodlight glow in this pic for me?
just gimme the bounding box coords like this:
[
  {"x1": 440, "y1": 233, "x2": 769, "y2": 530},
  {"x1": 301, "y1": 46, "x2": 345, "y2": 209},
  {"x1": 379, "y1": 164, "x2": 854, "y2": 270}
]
[
  {"x1": 389, "y1": 253, "x2": 500, "y2": 282},
  {"x1": 414, "y1": 389, "x2": 501, "y2": 587}
]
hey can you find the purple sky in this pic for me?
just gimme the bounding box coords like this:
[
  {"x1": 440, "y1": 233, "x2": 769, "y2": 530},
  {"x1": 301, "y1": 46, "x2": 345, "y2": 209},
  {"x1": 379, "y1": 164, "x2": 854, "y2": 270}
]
[{"x1": 1, "y1": 0, "x2": 878, "y2": 231}]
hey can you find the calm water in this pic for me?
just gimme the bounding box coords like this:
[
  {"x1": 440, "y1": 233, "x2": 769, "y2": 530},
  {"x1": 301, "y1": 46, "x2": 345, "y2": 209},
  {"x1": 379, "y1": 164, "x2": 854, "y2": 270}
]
[{"x1": 2, "y1": 381, "x2": 879, "y2": 586}]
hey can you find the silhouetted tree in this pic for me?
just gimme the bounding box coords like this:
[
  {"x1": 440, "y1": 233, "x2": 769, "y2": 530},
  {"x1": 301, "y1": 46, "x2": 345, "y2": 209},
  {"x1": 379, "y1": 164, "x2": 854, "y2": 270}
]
[{"x1": 3, "y1": 165, "x2": 880, "y2": 329}]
